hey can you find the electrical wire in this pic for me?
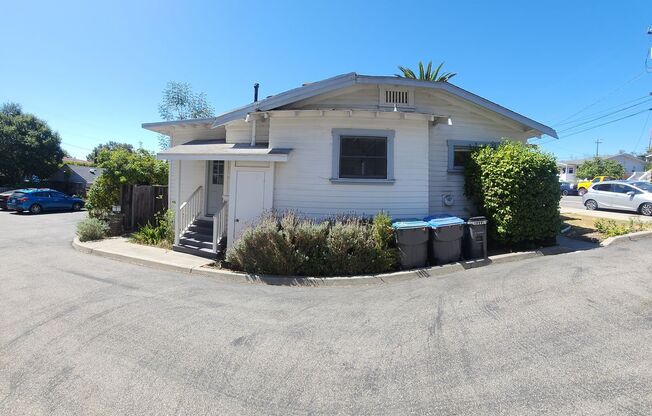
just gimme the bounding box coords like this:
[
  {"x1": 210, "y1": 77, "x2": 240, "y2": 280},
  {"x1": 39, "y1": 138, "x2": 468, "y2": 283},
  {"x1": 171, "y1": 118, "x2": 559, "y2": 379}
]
[
  {"x1": 554, "y1": 95, "x2": 652, "y2": 126},
  {"x1": 538, "y1": 108, "x2": 652, "y2": 145},
  {"x1": 632, "y1": 110, "x2": 651, "y2": 153},
  {"x1": 557, "y1": 99, "x2": 652, "y2": 133}
]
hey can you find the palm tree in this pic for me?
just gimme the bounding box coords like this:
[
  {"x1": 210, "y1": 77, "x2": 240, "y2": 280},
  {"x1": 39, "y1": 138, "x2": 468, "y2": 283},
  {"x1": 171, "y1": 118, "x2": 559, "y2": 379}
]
[{"x1": 395, "y1": 61, "x2": 456, "y2": 82}]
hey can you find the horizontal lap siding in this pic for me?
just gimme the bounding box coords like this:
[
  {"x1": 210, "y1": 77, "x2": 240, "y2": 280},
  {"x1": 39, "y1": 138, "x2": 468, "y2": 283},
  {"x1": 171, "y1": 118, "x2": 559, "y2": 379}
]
[
  {"x1": 428, "y1": 108, "x2": 529, "y2": 217},
  {"x1": 269, "y1": 116, "x2": 429, "y2": 219}
]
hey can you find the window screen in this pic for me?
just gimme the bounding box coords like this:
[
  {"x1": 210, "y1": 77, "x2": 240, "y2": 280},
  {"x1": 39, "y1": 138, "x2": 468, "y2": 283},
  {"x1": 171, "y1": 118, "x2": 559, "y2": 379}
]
[{"x1": 339, "y1": 136, "x2": 387, "y2": 179}]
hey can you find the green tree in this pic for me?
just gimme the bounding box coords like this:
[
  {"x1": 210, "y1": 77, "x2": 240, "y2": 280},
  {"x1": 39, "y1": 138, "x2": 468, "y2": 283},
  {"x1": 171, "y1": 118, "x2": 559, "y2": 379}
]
[
  {"x1": 157, "y1": 81, "x2": 214, "y2": 149},
  {"x1": 576, "y1": 157, "x2": 625, "y2": 179},
  {"x1": 87, "y1": 141, "x2": 134, "y2": 164},
  {"x1": 0, "y1": 102, "x2": 64, "y2": 185},
  {"x1": 395, "y1": 61, "x2": 456, "y2": 82},
  {"x1": 86, "y1": 147, "x2": 168, "y2": 212}
]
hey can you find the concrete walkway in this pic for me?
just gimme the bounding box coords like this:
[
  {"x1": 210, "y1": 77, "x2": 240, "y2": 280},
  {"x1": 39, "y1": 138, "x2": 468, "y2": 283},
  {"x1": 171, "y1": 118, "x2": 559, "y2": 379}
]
[{"x1": 74, "y1": 237, "x2": 213, "y2": 273}]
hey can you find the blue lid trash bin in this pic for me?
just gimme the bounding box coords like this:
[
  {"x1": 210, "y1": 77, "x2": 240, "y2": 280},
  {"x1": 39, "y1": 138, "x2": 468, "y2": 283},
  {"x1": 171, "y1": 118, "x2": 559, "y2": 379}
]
[
  {"x1": 391, "y1": 219, "x2": 429, "y2": 269},
  {"x1": 424, "y1": 214, "x2": 465, "y2": 265}
]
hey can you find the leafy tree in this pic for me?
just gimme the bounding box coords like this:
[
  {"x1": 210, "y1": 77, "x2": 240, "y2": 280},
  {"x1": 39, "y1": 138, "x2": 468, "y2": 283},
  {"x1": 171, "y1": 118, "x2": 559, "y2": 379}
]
[
  {"x1": 576, "y1": 157, "x2": 625, "y2": 179},
  {"x1": 0, "y1": 102, "x2": 64, "y2": 186},
  {"x1": 157, "y1": 81, "x2": 215, "y2": 149},
  {"x1": 396, "y1": 61, "x2": 456, "y2": 82},
  {"x1": 86, "y1": 147, "x2": 168, "y2": 212},
  {"x1": 87, "y1": 141, "x2": 134, "y2": 164}
]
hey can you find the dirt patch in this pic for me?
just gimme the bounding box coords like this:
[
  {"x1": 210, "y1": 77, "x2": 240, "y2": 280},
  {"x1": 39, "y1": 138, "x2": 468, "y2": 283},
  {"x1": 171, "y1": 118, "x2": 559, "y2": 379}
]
[{"x1": 561, "y1": 214, "x2": 650, "y2": 243}]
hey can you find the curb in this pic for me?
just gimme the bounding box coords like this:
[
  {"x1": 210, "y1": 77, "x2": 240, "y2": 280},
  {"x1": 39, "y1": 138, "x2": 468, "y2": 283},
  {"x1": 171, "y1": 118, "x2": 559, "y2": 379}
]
[
  {"x1": 600, "y1": 230, "x2": 652, "y2": 247},
  {"x1": 73, "y1": 237, "x2": 577, "y2": 287}
]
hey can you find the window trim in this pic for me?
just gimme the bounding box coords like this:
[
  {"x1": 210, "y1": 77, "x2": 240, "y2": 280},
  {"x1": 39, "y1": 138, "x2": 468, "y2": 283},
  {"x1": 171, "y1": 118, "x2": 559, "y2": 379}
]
[
  {"x1": 447, "y1": 139, "x2": 502, "y2": 173},
  {"x1": 331, "y1": 129, "x2": 395, "y2": 184}
]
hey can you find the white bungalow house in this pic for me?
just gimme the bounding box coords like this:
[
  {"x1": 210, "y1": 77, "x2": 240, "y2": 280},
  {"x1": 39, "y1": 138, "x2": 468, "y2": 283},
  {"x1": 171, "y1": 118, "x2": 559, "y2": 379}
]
[
  {"x1": 143, "y1": 73, "x2": 557, "y2": 258},
  {"x1": 558, "y1": 153, "x2": 647, "y2": 182}
]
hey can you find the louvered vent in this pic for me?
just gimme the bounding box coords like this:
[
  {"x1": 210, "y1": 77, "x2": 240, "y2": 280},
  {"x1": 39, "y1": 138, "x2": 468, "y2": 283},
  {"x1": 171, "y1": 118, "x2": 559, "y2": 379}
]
[{"x1": 384, "y1": 89, "x2": 410, "y2": 105}]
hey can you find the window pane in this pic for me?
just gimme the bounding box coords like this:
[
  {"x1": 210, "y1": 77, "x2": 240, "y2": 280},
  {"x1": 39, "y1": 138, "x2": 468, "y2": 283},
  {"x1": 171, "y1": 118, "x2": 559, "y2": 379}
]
[
  {"x1": 612, "y1": 184, "x2": 631, "y2": 194},
  {"x1": 339, "y1": 136, "x2": 387, "y2": 179},
  {"x1": 453, "y1": 148, "x2": 470, "y2": 168}
]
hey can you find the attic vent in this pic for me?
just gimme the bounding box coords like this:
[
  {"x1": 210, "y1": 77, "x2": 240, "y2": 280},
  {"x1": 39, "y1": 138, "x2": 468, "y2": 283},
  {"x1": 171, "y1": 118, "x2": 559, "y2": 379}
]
[
  {"x1": 385, "y1": 90, "x2": 409, "y2": 105},
  {"x1": 379, "y1": 87, "x2": 414, "y2": 107}
]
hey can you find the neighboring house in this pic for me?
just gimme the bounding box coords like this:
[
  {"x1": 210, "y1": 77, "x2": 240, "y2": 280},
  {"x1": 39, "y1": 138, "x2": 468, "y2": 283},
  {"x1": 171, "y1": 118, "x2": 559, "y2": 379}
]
[
  {"x1": 143, "y1": 72, "x2": 557, "y2": 257},
  {"x1": 558, "y1": 153, "x2": 647, "y2": 182},
  {"x1": 48, "y1": 164, "x2": 104, "y2": 196}
]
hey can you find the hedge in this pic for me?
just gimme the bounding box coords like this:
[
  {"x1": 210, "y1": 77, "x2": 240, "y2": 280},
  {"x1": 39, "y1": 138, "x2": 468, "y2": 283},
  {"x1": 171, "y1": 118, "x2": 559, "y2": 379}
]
[
  {"x1": 464, "y1": 140, "x2": 561, "y2": 246},
  {"x1": 225, "y1": 211, "x2": 397, "y2": 276}
]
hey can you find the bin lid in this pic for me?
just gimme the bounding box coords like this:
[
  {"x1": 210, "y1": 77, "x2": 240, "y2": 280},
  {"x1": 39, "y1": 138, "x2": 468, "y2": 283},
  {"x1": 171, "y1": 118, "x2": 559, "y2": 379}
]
[
  {"x1": 424, "y1": 214, "x2": 465, "y2": 228},
  {"x1": 391, "y1": 219, "x2": 429, "y2": 229}
]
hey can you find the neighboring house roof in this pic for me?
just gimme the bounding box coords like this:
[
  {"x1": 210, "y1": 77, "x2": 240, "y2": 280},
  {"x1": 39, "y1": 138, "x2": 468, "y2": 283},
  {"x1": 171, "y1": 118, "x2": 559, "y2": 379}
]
[
  {"x1": 62, "y1": 157, "x2": 91, "y2": 164},
  {"x1": 559, "y1": 153, "x2": 645, "y2": 166},
  {"x1": 142, "y1": 72, "x2": 558, "y2": 139},
  {"x1": 49, "y1": 164, "x2": 104, "y2": 184}
]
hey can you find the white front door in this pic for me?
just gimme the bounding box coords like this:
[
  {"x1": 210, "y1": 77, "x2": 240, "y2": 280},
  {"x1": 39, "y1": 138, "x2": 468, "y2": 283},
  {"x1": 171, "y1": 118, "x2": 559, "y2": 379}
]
[
  {"x1": 232, "y1": 170, "x2": 267, "y2": 240},
  {"x1": 206, "y1": 161, "x2": 224, "y2": 215}
]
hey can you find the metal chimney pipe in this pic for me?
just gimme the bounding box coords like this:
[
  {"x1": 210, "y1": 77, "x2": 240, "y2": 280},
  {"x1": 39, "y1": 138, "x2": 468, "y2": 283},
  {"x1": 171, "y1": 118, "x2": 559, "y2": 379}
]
[{"x1": 253, "y1": 83, "x2": 259, "y2": 102}]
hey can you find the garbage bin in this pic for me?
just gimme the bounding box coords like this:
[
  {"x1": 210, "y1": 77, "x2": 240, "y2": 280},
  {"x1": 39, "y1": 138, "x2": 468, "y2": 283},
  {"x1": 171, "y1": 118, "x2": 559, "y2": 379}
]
[
  {"x1": 424, "y1": 214, "x2": 465, "y2": 265},
  {"x1": 464, "y1": 216, "x2": 488, "y2": 260},
  {"x1": 391, "y1": 219, "x2": 430, "y2": 269}
]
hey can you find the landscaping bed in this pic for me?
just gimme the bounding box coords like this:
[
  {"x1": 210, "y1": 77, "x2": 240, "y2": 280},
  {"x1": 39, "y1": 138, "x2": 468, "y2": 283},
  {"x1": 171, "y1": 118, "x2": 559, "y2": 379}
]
[{"x1": 561, "y1": 214, "x2": 650, "y2": 243}]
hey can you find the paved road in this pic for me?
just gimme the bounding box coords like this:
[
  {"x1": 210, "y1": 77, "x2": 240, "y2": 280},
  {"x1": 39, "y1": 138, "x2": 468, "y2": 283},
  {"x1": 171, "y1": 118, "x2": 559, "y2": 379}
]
[
  {"x1": 1, "y1": 210, "x2": 652, "y2": 415},
  {"x1": 561, "y1": 196, "x2": 652, "y2": 222},
  {"x1": 561, "y1": 195, "x2": 586, "y2": 210}
]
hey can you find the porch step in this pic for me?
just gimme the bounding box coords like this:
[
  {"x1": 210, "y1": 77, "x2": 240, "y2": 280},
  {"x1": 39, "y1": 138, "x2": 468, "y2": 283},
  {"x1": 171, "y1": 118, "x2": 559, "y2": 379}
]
[
  {"x1": 172, "y1": 243, "x2": 219, "y2": 260},
  {"x1": 187, "y1": 222, "x2": 213, "y2": 234},
  {"x1": 181, "y1": 230, "x2": 213, "y2": 242},
  {"x1": 179, "y1": 236, "x2": 213, "y2": 250}
]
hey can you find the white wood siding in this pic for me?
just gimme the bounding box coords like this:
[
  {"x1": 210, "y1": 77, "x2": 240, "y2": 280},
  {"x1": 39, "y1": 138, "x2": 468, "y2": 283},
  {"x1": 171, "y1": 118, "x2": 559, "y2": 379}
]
[
  {"x1": 609, "y1": 155, "x2": 646, "y2": 174},
  {"x1": 269, "y1": 115, "x2": 429, "y2": 219},
  {"x1": 169, "y1": 160, "x2": 206, "y2": 209}
]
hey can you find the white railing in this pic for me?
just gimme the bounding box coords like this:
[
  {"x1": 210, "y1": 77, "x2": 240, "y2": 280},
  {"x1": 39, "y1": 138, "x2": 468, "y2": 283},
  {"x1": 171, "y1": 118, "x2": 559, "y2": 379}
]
[
  {"x1": 213, "y1": 202, "x2": 227, "y2": 253},
  {"x1": 176, "y1": 186, "x2": 203, "y2": 244}
]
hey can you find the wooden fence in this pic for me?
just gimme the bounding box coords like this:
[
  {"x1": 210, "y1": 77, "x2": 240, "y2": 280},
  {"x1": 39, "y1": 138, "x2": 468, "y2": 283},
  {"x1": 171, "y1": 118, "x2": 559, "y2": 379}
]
[{"x1": 120, "y1": 185, "x2": 168, "y2": 231}]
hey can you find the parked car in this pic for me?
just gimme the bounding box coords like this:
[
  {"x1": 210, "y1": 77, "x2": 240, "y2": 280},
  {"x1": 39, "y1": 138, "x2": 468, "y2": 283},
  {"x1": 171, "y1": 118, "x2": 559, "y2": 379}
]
[
  {"x1": 560, "y1": 182, "x2": 577, "y2": 196},
  {"x1": 6, "y1": 188, "x2": 85, "y2": 214},
  {"x1": 582, "y1": 181, "x2": 652, "y2": 216},
  {"x1": 576, "y1": 176, "x2": 616, "y2": 196},
  {"x1": 0, "y1": 190, "x2": 16, "y2": 210}
]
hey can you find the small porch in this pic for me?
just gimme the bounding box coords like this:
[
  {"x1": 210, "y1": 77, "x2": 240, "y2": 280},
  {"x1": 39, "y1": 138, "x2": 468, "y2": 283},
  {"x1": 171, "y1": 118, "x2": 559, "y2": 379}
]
[{"x1": 157, "y1": 140, "x2": 291, "y2": 259}]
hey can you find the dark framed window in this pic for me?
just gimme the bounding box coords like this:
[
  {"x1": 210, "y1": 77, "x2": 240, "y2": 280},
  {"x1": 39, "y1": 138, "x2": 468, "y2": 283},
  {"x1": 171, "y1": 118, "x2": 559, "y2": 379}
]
[
  {"x1": 339, "y1": 136, "x2": 388, "y2": 179},
  {"x1": 452, "y1": 146, "x2": 472, "y2": 169},
  {"x1": 447, "y1": 140, "x2": 500, "y2": 172}
]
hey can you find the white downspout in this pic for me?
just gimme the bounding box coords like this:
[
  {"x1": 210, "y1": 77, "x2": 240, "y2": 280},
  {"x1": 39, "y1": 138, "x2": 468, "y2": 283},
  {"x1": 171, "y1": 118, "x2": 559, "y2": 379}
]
[{"x1": 250, "y1": 118, "x2": 257, "y2": 147}]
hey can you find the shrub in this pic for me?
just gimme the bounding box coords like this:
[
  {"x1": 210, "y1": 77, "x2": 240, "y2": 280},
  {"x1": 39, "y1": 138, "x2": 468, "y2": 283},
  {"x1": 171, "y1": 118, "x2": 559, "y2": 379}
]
[
  {"x1": 465, "y1": 140, "x2": 561, "y2": 246},
  {"x1": 131, "y1": 210, "x2": 174, "y2": 248},
  {"x1": 595, "y1": 218, "x2": 646, "y2": 237},
  {"x1": 76, "y1": 218, "x2": 108, "y2": 242},
  {"x1": 225, "y1": 211, "x2": 397, "y2": 276},
  {"x1": 576, "y1": 157, "x2": 625, "y2": 179}
]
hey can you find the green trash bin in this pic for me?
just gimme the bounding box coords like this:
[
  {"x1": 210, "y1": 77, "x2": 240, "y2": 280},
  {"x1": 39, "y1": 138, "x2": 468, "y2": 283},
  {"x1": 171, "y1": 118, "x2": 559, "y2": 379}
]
[{"x1": 391, "y1": 219, "x2": 430, "y2": 269}]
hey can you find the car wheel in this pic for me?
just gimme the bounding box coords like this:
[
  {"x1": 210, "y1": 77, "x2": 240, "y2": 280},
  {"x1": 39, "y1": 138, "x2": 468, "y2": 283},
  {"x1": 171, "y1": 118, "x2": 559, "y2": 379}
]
[
  {"x1": 640, "y1": 203, "x2": 652, "y2": 216},
  {"x1": 561, "y1": 189, "x2": 569, "y2": 196},
  {"x1": 29, "y1": 204, "x2": 42, "y2": 215},
  {"x1": 72, "y1": 202, "x2": 81, "y2": 211},
  {"x1": 585, "y1": 199, "x2": 598, "y2": 211},
  {"x1": 578, "y1": 188, "x2": 587, "y2": 196}
]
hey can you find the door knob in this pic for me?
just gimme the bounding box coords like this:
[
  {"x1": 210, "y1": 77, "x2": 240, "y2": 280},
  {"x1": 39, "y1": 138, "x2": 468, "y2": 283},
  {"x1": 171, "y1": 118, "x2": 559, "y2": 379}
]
[{"x1": 235, "y1": 218, "x2": 239, "y2": 222}]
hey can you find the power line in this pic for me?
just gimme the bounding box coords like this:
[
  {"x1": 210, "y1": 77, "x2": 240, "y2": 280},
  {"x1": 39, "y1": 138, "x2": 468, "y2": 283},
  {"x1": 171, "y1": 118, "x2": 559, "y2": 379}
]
[
  {"x1": 632, "y1": 110, "x2": 652, "y2": 153},
  {"x1": 557, "y1": 99, "x2": 652, "y2": 133},
  {"x1": 539, "y1": 108, "x2": 652, "y2": 145},
  {"x1": 554, "y1": 95, "x2": 652, "y2": 126}
]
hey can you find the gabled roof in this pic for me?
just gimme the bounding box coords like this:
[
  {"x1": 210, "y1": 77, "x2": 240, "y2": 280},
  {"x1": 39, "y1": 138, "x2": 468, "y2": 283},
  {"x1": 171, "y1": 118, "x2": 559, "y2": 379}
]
[
  {"x1": 142, "y1": 72, "x2": 558, "y2": 139},
  {"x1": 559, "y1": 153, "x2": 645, "y2": 166},
  {"x1": 49, "y1": 164, "x2": 104, "y2": 184}
]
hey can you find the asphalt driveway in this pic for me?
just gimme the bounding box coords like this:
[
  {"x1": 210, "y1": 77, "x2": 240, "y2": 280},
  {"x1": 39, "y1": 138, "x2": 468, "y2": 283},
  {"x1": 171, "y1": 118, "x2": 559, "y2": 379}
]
[{"x1": 1, "y1": 210, "x2": 651, "y2": 415}]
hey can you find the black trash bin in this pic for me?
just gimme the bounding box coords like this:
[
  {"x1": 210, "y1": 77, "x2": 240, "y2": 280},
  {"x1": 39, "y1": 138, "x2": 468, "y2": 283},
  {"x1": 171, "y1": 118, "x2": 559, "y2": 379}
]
[
  {"x1": 464, "y1": 216, "x2": 488, "y2": 260},
  {"x1": 391, "y1": 219, "x2": 430, "y2": 269},
  {"x1": 424, "y1": 215, "x2": 465, "y2": 265}
]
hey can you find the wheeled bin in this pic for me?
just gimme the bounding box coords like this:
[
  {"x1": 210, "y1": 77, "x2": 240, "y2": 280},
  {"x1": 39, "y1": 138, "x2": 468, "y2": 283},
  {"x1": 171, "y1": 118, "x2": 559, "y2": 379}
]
[
  {"x1": 464, "y1": 216, "x2": 488, "y2": 260},
  {"x1": 391, "y1": 219, "x2": 430, "y2": 269},
  {"x1": 424, "y1": 214, "x2": 465, "y2": 265}
]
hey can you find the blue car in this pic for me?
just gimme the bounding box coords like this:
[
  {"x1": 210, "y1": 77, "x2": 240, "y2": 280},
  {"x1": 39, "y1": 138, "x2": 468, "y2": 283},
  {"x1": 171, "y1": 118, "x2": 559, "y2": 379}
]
[
  {"x1": 560, "y1": 181, "x2": 578, "y2": 196},
  {"x1": 7, "y1": 188, "x2": 85, "y2": 214}
]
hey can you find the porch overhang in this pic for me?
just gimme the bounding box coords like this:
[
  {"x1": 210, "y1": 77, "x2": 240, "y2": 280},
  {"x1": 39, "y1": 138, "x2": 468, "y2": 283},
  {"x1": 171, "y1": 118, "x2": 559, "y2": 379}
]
[{"x1": 157, "y1": 140, "x2": 292, "y2": 162}]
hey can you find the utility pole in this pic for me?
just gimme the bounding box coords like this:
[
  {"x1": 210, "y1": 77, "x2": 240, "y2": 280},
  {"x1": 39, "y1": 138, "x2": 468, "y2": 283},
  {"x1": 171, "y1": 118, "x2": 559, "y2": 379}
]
[{"x1": 595, "y1": 139, "x2": 603, "y2": 157}]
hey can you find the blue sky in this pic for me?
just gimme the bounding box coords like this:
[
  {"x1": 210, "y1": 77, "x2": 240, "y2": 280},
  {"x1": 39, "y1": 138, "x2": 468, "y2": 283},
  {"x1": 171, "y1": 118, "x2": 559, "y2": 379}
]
[{"x1": 1, "y1": 0, "x2": 651, "y2": 161}]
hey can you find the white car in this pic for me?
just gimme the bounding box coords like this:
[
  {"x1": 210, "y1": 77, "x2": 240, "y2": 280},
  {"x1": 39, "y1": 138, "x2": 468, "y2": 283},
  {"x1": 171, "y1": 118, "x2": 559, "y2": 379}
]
[{"x1": 582, "y1": 181, "x2": 652, "y2": 216}]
